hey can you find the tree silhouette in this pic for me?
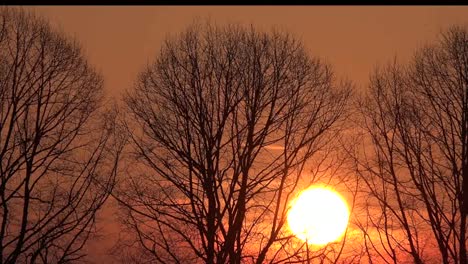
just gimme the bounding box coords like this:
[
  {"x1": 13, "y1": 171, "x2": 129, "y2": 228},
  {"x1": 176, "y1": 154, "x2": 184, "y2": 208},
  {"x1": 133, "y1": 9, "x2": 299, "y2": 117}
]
[
  {"x1": 0, "y1": 8, "x2": 124, "y2": 263},
  {"x1": 115, "y1": 22, "x2": 352, "y2": 263},
  {"x1": 353, "y1": 26, "x2": 468, "y2": 264}
]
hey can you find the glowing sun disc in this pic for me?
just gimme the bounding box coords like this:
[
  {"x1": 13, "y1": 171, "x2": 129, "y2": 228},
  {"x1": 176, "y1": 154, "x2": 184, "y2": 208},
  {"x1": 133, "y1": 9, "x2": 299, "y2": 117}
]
[{"x1": 287, "y1": 186, "x2": 349, "y2": 246}]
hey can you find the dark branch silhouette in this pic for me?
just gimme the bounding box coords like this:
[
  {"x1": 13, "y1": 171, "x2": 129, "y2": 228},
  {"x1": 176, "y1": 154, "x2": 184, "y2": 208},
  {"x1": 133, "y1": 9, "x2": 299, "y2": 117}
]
[
  {"x1": 0, "y1": 8, "x2": 124, "y2": 263},
  {"x1": 114, "y1": 22, "x2": 352, "y2": 263},
  {"x1": 352, "y1": 25, "x2": 468, "y2": 264}
]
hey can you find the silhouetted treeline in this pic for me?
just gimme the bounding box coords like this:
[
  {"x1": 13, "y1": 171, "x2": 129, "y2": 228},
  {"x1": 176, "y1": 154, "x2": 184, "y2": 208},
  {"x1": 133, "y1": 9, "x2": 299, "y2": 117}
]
[
  {"x1": 0, "y1": 8, "x2": 124, "y2": 264},
  {"x1": 2, "y1": 7, "x2": 468, "y2": 264}
]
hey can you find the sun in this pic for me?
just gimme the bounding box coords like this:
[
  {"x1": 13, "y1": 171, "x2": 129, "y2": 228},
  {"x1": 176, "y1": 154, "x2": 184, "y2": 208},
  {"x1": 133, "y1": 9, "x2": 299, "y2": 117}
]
[{"x1": 287, "y1": 186, "x2": 350, "y2": 246}]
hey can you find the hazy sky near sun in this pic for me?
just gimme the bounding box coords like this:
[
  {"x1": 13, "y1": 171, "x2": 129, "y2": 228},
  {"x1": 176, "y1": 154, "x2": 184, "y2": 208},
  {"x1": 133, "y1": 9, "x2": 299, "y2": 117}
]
[{"x1": 29, "y1": 6, "x2": 468, "y2": 98}]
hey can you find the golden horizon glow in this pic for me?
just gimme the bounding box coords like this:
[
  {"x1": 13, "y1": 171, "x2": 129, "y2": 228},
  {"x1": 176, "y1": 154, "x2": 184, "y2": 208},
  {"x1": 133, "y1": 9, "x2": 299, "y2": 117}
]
[{"x1": 287, "y1": 186, "x2": 350, "y2": 246}]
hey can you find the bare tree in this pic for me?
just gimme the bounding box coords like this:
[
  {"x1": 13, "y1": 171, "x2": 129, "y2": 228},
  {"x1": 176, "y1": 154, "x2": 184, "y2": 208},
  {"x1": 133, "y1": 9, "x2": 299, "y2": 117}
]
[
  {"x1": 116, "y1": 22, "x2": 351, "y2": 263},
  {"x1": 353, "y1": 25, "x2": 468, "y2": 264},
  {"x1": 0, "y1": 8, "x2": 124, "y2": 263}
]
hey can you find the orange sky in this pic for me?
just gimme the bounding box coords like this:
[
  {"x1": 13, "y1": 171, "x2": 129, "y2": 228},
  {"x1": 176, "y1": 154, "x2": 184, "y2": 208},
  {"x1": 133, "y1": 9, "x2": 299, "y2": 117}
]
[
  {"x1": 30, "y1": 6, "x2": 468, "y2": 97},
  {"x1": 25, "y1": 6, "x2": 468, "y2": 262}
]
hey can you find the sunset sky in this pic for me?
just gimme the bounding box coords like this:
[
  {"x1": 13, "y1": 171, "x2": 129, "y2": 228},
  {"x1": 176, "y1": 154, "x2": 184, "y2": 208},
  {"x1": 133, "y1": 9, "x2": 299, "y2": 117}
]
[
  {"x1": 31, "y1": 6, "x2": 468, "y2": 96},
  {"x1": 21, "y1": 6, "x2": 468, "y2": 262}
]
